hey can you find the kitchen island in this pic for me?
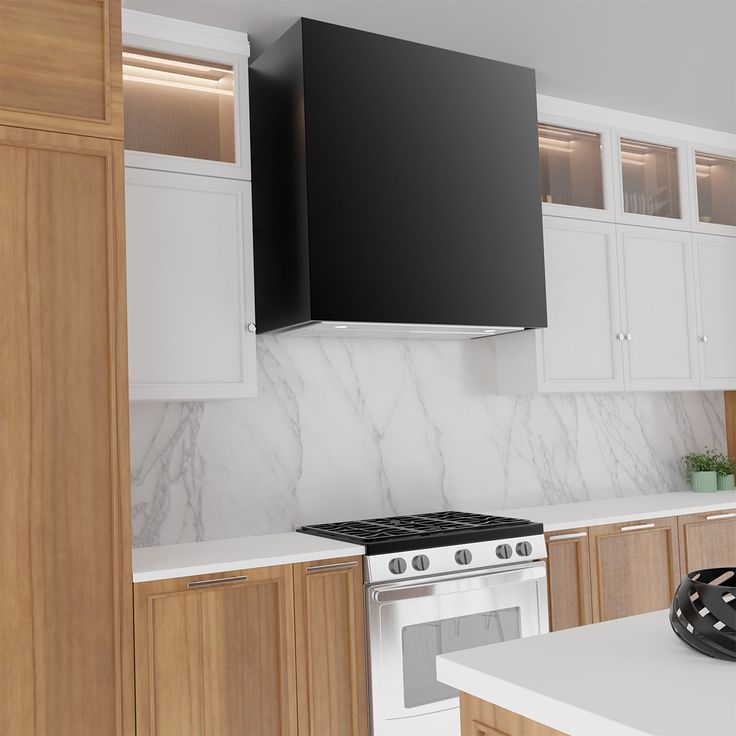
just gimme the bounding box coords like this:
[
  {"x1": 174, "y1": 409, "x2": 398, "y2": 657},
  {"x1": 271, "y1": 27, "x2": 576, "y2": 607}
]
[{"x1": 436, "y1": 610, "x2": 736, "y2": 736}]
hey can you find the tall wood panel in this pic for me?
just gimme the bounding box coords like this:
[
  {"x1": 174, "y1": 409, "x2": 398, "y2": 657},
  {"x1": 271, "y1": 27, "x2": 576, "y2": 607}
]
[
  {"x1": 134, "y1": 566, "x2": 298, "y2": 736},
  {"x1": 0, "y1": 126, "x2": 133, "y2": 733},
  {"x1": 726, "y1": 392, "x2": 736, "y2": 459},
  {"x1": 0, "y1": 0, "x2": 123, "y2": 138},
  {"x1": 293, "y1": 557, "x2": 369, "y2": 736}
]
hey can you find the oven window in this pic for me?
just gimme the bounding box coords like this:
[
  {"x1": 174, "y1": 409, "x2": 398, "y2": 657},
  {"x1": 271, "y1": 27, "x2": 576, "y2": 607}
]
[{"x1": 401, "y1": 607, "x2": 521, "y2": 708}]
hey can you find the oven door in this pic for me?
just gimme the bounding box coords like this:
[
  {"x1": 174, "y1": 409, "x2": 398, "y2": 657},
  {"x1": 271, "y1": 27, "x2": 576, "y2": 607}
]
[{"x1": 366, "y1": 561, "x2": 547, "y2": 732}]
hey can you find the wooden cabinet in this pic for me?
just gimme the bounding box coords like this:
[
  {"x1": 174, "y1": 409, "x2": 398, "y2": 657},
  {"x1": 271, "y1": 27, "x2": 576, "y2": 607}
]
[
  {"x1": 545, "y1": 529, "x2": 592, "y2": 631},
  {"x1": 694, "y1": 234, "x2": 736, "y2": 389},
  {"x1": 677, "y1": 510, "x2": 736, "y2": 572},
  {"x1": 0, "y1": 0, "x2": 123, "y2": 138},
  {"x1": 459, "y1": 693, "x2": 565, "y2": 736},
  {"x1": 293, "y1": 557, "x2": 369, "y2": 736},
  {"x1": 589, "y1": 516, "x2": 680, "y2": 623},
  {"x1": 134, "y1": 566, "x2": 298, "y2": 736},
  {"x1": 125, "y1": 168, "x2": 256, "y2": 400},
  {"x1": 0, "y1": 125, "x2": 133, "y2": 734}
]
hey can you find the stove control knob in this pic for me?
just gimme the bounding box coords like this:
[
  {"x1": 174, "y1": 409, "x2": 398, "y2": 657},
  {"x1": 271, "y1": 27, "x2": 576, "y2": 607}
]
[
  {"x1": 455, "y1": 549, "x2": 473, "y2": 565},
  {"x1": 412, "y1": 554, "x2": 430, "y2": 572},
  {"x1": 388, "y1": 558, "x2": 407, "y2": 575},
  {"x1": 516, "y1": 541, "x2": 533, "y2": 557},
  {"x1": 495, "y1": 543, "x2": 513, "y2": 560}
]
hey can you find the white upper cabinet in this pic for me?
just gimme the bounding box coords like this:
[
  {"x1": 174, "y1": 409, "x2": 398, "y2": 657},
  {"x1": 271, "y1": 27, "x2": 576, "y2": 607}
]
[
  {"x1": 694, "y1": 234, "x2": 736, "y2": 389},
  {"x1": 617, "y1": 226, "x2": 699, "y2": 391},
  {"x1": 689, "y1": 145, "x2": 736, "y2": 237},
  {"x1": 125, "y1": 169, "x2": 256, "y2": 401},
  {"x1": 612, "y1": 131, "x2": 691, "y2": 230},
  {"x1": 122, "y1": 10, "x2": 251, "y2": 179},
  {"x1": 538, "y1": 117, "x2": 614, "y2": 221},
  {"x1": 495, "y1": 219, "x2": 623, "y2": 394}
]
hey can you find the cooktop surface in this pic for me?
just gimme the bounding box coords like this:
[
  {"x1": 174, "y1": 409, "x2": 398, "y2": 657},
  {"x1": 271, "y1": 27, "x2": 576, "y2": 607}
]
[{"x1": 298, "y1": 510, "x2": 543, "y2": 555}]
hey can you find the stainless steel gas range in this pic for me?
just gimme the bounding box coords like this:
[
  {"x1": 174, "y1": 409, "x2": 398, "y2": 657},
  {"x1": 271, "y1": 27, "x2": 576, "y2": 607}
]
[{"x1": 299, "y1": 511, "x2": 548, "y2": 736}]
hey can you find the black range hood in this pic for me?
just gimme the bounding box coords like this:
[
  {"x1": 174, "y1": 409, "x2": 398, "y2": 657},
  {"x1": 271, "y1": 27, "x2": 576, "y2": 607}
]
[{"x1": 249, "y1": 19, "x2": 547, "y2": 338}]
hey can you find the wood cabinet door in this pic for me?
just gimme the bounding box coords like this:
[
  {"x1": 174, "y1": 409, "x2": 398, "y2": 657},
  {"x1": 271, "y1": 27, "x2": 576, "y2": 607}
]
[
  {"x1": 589, "y1": 516, "x2": 681, "y2": 622},
  {"x1": 134, "y1": 566, "x2": 298, "y2": 736},
  {"x1": 545, "y1": 529, "x2": 593, "y2": 631},
  {"x1": 0, "y1": 126, "x2": 133, "y2": 734},
  {"x1": 678, "y1": 510, "x2": 736, "y2": 573},
  {"x1": 617, "y1": 226, "x2": 700, "y2": 391},
  {"x1": 293, "y1": 557, "x2": 369, "y2": 736},
  {"x1": 0, "y1": 0, "x2": 123, "y2": 138},
  {"x1": 125, "y1": 168, "x2": 256, "y2": 400},
  {"x1": 538, "y1": 218, "x2": 624, "y2": 393},
  {"x1": 693, "y1": 234, "x2": 736, "y2": 389}
]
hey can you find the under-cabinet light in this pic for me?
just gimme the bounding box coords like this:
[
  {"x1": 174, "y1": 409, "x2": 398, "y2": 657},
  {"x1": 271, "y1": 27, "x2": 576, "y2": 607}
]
[
  {"x1": 123, "y1": 50, "x2": 231, "y2": 77},
  {"x1": 122, "y1": 73, "x2": 234, "y2": 96},
  {"x1": 334, "y1": 325, "x2": 348, "y2": 329},
  {"x1": 539, "y1": 137, "x2": 574, "y2": 153}
]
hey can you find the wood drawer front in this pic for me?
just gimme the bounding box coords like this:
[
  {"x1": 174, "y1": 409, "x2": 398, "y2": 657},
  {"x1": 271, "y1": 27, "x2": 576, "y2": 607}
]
[
  {"x1": 134, "y1": 565, "x2": 298, "y2": 736},
  {"x1": 589, "y1": 516, "x2": 680, "y2": 623},
  {"x1": 0, "y1": 0, "x2": 123, "y2": 137},
  {"x1": 677, "y1": 509, "x2": 736, "y2": 573},
  {"x1": 545, "y1": 529, "x2": 593, "y2": 631}
]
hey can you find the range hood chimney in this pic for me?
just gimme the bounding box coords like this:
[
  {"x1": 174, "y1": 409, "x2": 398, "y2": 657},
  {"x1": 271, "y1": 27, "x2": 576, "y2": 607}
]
[{"x1": 249, "y1": 19, "x2": 547, "y2": 338}]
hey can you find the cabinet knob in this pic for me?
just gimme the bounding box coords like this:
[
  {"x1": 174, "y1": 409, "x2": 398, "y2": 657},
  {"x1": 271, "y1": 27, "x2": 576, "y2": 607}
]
[
  {"x1": 247, "y1": 323, "x2": 257, "y2": 333},
  {"x1": 702, "y1": 335, "x2": 709, "y2": 343},
  {"x1": 625, "y1": 333, "x2": 632, "y2": 342},
  {"x1": 616, "y1": 333, "x2": 625, "y2": 342}
]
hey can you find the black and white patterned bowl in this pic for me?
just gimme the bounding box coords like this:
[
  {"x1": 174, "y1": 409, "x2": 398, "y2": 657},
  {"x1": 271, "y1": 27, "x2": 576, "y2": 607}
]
[{"x1": 670, "y1": 567, "x2": 736, "y2": 662}]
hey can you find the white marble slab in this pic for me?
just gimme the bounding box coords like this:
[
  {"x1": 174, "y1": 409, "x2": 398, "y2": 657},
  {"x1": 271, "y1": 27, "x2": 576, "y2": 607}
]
[
  {"x1": 129, "y1": 335, "x2": 726, "y2": 547},
  {"x1": 132, "y1": 532, "x2": 364, "y2": 582},
  {"x1": 437, "y1": 610, "x2": 736, "y2": 736},
  {"x1": 491, "y1": 490, "x2": 736, "y2": 531}
]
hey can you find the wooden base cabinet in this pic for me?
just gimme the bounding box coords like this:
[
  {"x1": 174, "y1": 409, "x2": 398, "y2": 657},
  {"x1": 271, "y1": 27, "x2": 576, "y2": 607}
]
[
  {"x1": 677, "y1": 511, "x2": 736, "y2": 572},
  {"x1": 544, "y1": 529, "x2": 592, "y2": 631},
  {"x1": 459, "y1": 693, "x2": 566, "y2": 736},
  {"x1": 589, "y1": 516, "x2": 680, "y2": 623},
  {"x1": 294, "y1": 557, "x2": 369, "y2": 736},
  {"x1": 134, "y1": 566, "x2": 298, "y2": 736}
]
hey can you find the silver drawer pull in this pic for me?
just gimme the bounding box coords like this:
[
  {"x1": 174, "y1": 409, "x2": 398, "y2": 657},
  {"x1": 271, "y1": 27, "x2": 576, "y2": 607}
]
[
  {"x1": 305, "y1": 561, "x2": 359, "y2": 573},
  {"x1": 187, "y1": 575, "x2": 248, "y2": 589},
  {"x1": 620, "y1": 523, "x2": 655, "y2": 532},
  {"x1": 548, "y1": 532, "x2": 588, "y2": 541},
  {"x1": 706, "y1": 513, "x2": 736, "y2": 521}
]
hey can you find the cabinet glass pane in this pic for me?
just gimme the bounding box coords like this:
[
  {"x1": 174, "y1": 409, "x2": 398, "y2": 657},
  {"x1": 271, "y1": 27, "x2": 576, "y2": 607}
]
[
  {"x1": 539, "y1": 124, "x2": 604, "y2": 209},
  {"x1": 695, "y1": 152, "x2": 736, "y2": 226},
  {"x1": 620, "y1": 138, "x2": 680, "y2": 218},
  {"x1": 123, "y1": 47, "x2": 235, "y2": 163}
]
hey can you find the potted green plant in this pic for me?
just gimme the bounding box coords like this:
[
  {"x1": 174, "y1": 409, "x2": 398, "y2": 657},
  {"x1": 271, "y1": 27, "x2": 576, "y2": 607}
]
[
  {"x1": 683, "y1": 449, "x2": 719, "y2": 492},
  {"x1": 715, "y1": 453, "x2": 736, "y2": 491}
]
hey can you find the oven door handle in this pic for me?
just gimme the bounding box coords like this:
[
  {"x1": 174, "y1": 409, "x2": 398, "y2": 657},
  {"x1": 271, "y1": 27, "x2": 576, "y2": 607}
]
[{"x1": 370, "y1": 563, "x2": 546, "y2": 603}]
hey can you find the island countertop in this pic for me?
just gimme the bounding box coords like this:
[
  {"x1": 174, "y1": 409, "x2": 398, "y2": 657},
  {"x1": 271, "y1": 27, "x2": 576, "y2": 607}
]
[{"x1": 436, "y1": 610, "x2": 736, "y2": 736}]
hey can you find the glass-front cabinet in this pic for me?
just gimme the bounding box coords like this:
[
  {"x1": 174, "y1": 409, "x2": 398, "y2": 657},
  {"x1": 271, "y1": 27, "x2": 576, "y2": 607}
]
[
  {"x1": 538, "y1": 120, "x2": 612, "y2": 219},
  {"x1": 692, "y1": 148, "x2": 736, "y2": 234}
]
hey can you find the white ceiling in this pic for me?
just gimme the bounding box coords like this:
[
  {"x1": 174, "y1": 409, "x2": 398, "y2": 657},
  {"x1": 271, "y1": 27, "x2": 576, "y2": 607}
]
[{"x1": 123, "y1": 0, "x2": 736, "y2": 132}]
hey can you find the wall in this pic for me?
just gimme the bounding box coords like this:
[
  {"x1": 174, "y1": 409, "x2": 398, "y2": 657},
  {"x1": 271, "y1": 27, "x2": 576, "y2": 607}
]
[{"x1": 129, "y1": 336, "x2": 726, "y2": 547}]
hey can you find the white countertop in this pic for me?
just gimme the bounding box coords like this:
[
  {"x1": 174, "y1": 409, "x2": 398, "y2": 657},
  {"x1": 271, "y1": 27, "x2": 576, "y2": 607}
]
[
  {"x1": 437, "y1": 610, "x2": 736, "y2": 736},
  {"x1": 496, "y1": 490, "x2": 736, "y2": 532},
  {"x1": 132, "y1": 532, "x2": 365, "y2": 583}
]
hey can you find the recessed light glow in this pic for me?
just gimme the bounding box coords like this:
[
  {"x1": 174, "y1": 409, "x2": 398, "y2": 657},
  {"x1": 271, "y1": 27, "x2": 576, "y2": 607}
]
[
  {"x1": 334, "y1": 325, "x2": 348, "y2": 329},
  {"x1": 484, "y1": 329, "x2": 496, "y2": 334}
]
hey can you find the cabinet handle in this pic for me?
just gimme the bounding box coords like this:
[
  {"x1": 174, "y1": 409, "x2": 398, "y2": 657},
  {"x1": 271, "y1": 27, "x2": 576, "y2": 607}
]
[
  {"x1": 620, "y1": 522, "x2": 655, "y2": 532},
  {"x1": 548, "y1": 531, "x2": 588, "y2": 541},
  {"x1": 186, "y1": 575, "x2": 248, "y2": 589},
  {"x1": 706, "y1": 512, "x2": 736, "y2": 521},
  {"x1": 305, "y1": 560, "x2": 359, "y2": 573},
  {"x1": 247, "y1": 323, "x2": 257, "y2": 333},
  {"x1": 616, "y1": 333, "x2": 625, "y2": 342},
  {"x1": 701, "y1": 335, "x2": 709, "y2": 343},
  {"x1": 625, "y1": 333, "x2": 632, "y2": 342}
]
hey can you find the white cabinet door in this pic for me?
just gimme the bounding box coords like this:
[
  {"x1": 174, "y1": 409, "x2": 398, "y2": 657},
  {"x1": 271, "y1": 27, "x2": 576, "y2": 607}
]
[
  {"x1": 617, "y1": 226, "x2": 699, "y2": 391},
  {"x1": 694, "y1": 234, "x2": 736, "y2": 389},
  {"x1": 538, "y1": 218, "x2": 624, "y2": 392},
  {"x1": 125, "y1": 168, "x2": 256, "y2": 400}
]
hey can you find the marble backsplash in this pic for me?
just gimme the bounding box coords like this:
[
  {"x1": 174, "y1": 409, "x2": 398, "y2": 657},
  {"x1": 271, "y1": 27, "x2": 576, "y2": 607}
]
[{"x1": 129, "y1": 336, "x2": 726, "y2": 548}]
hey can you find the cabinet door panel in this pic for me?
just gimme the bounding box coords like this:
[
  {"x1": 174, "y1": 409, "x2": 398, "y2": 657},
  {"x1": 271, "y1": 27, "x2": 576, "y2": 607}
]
[
  {"x1": 294, "y1": 557, "x2": 368, "y2": 736},
  {"x1": 0, "y1": 0, "x2": 123, "y2": 137},
  {"x1": 134, "y1": 566, "x2": 298, "y2": 736},
  {"x1": 125, "y1": 168, "x2": 256, "y2": 400},
  {"x1": 694, "y1": 235, "x2": 736, "y2": 389},
  {"x1": 0, "y1": 126, "x2": 133, "y2": 734},
  {"x1": 545, "y1": 529, "x2": 592, "y2": 631},
  {"x1": 539, "y1": 218, "x2": 623, "y2": 391},
  {"x1": 678, "y1": 511, "x2": 736, "y2": 573},
  {"x1": 617, "y1": 227, "x2": 699, "y2": 390},
  {"x1": 589, "y1": 516, "x2": 680, "y2": 622}
]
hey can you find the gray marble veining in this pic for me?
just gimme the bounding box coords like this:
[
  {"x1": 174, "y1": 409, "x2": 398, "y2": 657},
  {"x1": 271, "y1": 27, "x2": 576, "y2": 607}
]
[{"x1": 129, "y1": 336, "x2": 726, "y2": 547}]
